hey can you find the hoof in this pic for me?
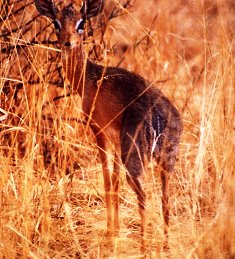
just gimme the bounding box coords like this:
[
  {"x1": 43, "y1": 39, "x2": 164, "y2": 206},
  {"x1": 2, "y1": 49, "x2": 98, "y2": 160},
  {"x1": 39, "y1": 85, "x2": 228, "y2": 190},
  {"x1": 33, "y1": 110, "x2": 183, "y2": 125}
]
[{"x1": 163, "y1": 241, "x2": 170, "y2": 252}]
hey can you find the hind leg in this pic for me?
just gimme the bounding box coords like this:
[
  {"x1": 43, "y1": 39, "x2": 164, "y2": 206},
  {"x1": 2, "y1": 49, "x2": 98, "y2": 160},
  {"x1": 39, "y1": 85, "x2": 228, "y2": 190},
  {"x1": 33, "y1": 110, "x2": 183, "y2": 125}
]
[
  {"x1": 160, "y1": 170, "x2": 170, "y2": 237},
  {"x1": 123, "y1": 150, "x2": 146, "y2": 253},
  {"x1": 112, "y1": 152, "x2": 121, "y2": 235},
  {"x1": 121, "y1": 110, "x2": 148, "y2": 253},
  {"x1": 126, "y1": 170, "x2": 146, "y2": 235},
  {"x1": 160, "y1": 150, "x2": 177, "y2": 249},
  {"x1": 121, "y1": 136, "x2": 146, "y2": 236}
]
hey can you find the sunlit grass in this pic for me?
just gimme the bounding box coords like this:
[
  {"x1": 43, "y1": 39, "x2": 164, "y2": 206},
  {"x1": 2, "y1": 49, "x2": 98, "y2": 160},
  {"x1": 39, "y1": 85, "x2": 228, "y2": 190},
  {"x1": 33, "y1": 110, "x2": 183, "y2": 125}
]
[{"x1": 0, "y1": 0, "x2": 234, "y2": 257}]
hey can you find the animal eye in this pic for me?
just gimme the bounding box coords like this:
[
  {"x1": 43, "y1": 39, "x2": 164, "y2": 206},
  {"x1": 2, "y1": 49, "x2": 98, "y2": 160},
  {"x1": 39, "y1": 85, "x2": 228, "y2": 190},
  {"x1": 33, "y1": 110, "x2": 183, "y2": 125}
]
[
  {"x1": 75, "y1": 19, "x2": 85, "y2": 34},
  {"x1": 53, "y1": 20, "x2": 62, "y2": 32}
]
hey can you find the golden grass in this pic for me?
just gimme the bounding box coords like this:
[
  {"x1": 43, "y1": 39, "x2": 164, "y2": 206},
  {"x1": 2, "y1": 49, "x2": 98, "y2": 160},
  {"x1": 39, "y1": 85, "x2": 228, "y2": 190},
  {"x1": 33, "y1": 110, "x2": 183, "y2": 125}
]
[{"x1": 0, "y1": 0, "x2": 234, "y2": 257}]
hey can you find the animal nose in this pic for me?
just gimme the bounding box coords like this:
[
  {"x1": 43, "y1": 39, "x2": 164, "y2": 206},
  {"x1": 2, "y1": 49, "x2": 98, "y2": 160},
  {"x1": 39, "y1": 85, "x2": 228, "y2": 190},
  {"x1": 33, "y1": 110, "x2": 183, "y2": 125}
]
[{"x1": 64, "y1": 42, "x2": 71, "y2": 47}]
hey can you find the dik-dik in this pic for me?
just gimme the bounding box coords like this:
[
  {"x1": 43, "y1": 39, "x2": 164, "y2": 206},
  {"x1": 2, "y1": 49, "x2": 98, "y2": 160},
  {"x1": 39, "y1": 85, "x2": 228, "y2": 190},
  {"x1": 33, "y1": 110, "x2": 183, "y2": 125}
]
[{"x1": 35, "y1": 0, "x2": 182, "y2": 242}]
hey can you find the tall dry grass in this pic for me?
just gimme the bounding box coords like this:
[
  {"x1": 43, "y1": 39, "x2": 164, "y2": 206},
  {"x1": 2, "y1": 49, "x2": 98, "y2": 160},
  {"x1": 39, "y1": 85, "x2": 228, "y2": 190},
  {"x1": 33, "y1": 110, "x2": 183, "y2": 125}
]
[{"x1": 0, "y1": 0, "x2": 234, "y2": 257}]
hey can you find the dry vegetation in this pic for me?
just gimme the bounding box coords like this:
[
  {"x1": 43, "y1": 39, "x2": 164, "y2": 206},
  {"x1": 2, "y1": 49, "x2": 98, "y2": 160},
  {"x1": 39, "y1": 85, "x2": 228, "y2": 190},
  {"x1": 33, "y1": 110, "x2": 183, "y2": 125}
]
[{"x1": 0, "y1": 0, "x2": 234, "y2": 258}]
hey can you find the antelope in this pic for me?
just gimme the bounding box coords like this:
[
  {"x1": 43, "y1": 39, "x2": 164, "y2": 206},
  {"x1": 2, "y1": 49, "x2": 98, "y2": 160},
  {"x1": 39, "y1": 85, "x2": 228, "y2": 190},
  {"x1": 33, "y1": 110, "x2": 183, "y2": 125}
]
[{"x1": 34, "y1": 0, "x2": 182, "y2": 246}]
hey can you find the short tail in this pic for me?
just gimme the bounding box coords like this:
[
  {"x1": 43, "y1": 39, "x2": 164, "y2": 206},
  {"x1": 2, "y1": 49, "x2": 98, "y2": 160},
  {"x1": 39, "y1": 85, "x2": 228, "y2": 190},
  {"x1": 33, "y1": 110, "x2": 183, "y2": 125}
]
[
  {"x1": 143, "y1": 108, "x2": 167, "y2": 160},
  {"x1": 143, "y1": 104, "x2": 182, "y2": 171}
]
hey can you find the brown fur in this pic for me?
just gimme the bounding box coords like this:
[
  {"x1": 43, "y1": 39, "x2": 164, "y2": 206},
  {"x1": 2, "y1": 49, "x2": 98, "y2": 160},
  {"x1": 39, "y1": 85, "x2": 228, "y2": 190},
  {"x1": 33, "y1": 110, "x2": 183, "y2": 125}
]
[{"x1": 34, "y1": 0, "x2": 182, "y2": 247}]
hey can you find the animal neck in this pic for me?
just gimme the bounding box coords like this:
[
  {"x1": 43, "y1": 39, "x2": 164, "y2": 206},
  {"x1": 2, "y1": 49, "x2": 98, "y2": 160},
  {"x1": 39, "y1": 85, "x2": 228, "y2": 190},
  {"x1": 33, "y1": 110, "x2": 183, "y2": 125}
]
[{"x1": 61, "y1": 45, "x2": 87, "y2": 96}]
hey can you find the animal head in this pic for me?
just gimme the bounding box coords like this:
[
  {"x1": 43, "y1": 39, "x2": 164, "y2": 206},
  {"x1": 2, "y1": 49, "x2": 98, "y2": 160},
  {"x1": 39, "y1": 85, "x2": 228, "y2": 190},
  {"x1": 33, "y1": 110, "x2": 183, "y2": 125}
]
[{"x1": 34, "y1": 0, "x2": 104, "y2": 48}]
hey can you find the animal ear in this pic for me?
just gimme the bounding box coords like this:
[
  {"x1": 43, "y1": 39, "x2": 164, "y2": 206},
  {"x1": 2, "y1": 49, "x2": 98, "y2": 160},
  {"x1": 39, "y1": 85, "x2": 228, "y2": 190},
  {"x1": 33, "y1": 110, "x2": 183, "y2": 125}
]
[
  {"x1": 34, "y1": 0, "x2": 57, "y2": 20},
  {"x1": 81, "y1": 0, "x2": 105, "y2": 19}
]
